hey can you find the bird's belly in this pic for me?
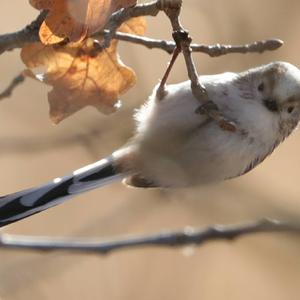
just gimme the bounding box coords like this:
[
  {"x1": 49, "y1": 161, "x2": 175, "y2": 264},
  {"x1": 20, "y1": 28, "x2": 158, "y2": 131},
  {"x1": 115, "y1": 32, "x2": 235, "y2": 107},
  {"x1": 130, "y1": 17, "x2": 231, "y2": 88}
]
[{"x1": 140, "y1": 124, "x2": 266, "y2": 187}]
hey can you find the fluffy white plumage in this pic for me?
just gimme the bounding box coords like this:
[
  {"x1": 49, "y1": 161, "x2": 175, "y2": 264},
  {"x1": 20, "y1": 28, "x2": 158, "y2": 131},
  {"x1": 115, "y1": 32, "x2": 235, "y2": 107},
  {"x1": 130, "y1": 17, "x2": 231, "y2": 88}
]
[{"x1": 118, "y1": 61, "x2": 300, "y2": 187}]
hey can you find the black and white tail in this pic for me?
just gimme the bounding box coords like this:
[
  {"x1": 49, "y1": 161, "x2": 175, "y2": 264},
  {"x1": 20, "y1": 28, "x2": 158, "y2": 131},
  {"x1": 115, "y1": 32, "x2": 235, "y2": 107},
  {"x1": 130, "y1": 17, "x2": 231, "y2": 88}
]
[{"x1": 0, "y1": 156, "x2": 124, "y2": 227}]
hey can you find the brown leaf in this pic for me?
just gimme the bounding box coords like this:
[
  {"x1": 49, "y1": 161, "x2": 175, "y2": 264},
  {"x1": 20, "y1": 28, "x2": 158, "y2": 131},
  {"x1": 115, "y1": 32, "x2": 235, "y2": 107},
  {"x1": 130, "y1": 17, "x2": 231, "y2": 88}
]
[
  {"x1": 30, "y1": 0, "x2": 137, "y2": 44},
  {"x1": 21, "y1": 17, "x2": 146, "y2": 123}
]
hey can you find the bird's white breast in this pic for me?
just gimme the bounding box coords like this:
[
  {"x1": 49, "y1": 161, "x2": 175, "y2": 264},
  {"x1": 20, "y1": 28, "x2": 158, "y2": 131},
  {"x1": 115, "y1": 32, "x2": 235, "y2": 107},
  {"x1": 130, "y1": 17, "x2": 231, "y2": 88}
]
[{"x1": 132, "y1": 73, "x2": 281, "y2": 187}]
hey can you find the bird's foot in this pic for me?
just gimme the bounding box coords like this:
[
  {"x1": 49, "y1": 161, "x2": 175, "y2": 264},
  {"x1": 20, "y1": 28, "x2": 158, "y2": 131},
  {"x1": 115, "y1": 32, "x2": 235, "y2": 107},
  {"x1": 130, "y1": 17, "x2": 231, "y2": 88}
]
[{"x1": 195, "y1": 100, "x2": 237, "y2": 132}]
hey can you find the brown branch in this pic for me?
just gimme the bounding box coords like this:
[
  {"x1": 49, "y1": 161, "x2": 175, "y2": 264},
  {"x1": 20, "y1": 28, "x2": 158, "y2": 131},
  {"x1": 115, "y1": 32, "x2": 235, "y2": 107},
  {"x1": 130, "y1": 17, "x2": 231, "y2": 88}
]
[
  {"x1": 0, "y1": 1, "x2": 162, "y2": 55},
  {"x1": 0, "y1": 35, "x2": 282, "y2": 102},
  {"x1": 0, "y1": 2, "x2": 284, "y2": 107},
  {"x1": 111, "y1": 31, "x2": 283, "y2": 56},
  {"x1": 0, "y1": 1, "x2": 282, "y2": 60},
  {"x1": 0, "y1": 11, "x2": 46, "y2": 55},
  {"x1": 0, "y1": 219, "x2": 299, "y2": 254},
  {"x1": 0, "y1": 73, "x2": 25, "y2": 100},
  {"x1": 192, "y1": 39, "x2": 283, "y2": 57},
  {"x1": 100, "y1": 0, "x2": 162, "y2": 48}
]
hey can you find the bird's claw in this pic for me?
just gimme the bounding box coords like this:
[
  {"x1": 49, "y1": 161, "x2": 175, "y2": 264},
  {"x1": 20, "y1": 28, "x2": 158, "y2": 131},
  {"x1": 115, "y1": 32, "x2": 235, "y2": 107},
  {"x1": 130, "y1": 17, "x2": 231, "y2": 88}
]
[
  {"x1": 195, "y1": 100, "x2": 237, "y2": 132},
  {"x1": 218, "y1": 119, "x2": 237, "y2": 132}
]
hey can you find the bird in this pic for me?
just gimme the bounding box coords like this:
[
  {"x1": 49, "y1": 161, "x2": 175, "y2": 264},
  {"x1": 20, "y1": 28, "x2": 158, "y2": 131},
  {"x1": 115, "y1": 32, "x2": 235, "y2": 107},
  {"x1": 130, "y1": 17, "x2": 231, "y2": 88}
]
[{"x1": 0, "y1": 61, "x2": 300, "y2": 227}]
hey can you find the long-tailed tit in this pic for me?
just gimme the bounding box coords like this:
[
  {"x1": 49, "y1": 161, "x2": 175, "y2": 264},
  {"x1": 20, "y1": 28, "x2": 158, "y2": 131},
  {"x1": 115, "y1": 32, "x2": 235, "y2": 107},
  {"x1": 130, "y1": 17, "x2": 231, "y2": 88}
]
[{"x1": 1, "y1": 61, "x2": 300, "y2": 227}]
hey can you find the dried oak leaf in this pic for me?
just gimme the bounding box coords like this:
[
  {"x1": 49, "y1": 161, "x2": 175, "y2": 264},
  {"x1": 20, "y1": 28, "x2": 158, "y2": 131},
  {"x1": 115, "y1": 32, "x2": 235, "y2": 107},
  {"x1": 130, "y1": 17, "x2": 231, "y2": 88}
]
[
  {"x1": 30, "y1": 0, "x2": 137, "y2": 44},
  {"x1": 21, "y1": 17, "x2": 146, "y2": 123}
]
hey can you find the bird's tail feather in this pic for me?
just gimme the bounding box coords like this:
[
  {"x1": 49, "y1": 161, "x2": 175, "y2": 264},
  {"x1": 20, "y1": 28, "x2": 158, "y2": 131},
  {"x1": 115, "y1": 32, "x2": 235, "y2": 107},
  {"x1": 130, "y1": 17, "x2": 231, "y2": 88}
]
[{"x1": 0, "y1": 156, "x2": 123, "y2": 227}]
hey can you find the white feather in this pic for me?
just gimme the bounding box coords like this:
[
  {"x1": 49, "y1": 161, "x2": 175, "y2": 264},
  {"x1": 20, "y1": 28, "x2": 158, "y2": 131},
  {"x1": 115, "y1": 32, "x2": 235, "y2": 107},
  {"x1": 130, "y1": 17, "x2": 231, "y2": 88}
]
[{"x1": 126, "y1": 62, "x2": 300, "y2": 187}]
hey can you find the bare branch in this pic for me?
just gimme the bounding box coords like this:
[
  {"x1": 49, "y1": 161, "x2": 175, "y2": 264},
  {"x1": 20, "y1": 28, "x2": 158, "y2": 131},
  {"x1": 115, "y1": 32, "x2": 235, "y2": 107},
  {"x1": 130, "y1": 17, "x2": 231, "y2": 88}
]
[
  {"x1": 100, "y1": 0, "x2": 162, "y2": 48},
  {"x1": 0, "y1": 11, "x2": 46, "y2": 55},
  {"x1": 111, "y1": 31, "x2": 283, "y2": 56},
  {"x1": 0, "y1": 73, "x2": 25, "y2": 100},
  {"x1": 0, "y1": 1, "x2": 162, "y2": 55},
  {"x1": 0, "y1": 34, "x2": 282, "y2": 103},
  {"x1": 192, "y1": 39, "x2": 283, "y2": 57},
  {"x1": 0, "y1": 0, "x2": 282, "y2": 60},
  {"x1": 1, "y1": 219, "x2": 299, "y2": 254}
]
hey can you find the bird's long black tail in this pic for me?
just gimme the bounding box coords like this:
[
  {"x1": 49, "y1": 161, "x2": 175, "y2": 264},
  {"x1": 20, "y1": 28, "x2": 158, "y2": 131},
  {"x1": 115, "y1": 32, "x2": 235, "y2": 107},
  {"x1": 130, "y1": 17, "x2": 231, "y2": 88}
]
[{"x1": 0, "y1": 156, "x2": 123, "y2": 227}]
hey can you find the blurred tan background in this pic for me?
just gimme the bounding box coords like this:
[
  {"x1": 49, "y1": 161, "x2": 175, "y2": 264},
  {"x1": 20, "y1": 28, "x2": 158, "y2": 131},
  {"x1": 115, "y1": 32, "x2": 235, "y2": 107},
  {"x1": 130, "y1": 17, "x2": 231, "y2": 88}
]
[{"x1": 0, "y1": 0, "x2": 300, "y2": 299}]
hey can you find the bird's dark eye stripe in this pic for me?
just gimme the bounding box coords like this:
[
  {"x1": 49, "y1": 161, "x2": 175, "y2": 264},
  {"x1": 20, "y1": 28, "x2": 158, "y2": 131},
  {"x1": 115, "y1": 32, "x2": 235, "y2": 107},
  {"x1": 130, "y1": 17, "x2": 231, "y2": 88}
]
[
  {"x1": 258, "y1": 83, "x2": 264, "y2": 92},
  {"x1": 263, "y1": 99, "x2": 278, "y2": 112}
]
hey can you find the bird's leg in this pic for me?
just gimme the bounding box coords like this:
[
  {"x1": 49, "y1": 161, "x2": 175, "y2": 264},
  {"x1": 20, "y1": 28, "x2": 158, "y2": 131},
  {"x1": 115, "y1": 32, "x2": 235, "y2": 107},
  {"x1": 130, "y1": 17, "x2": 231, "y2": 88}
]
[
  {"x1": 173, "y1": 30, "x2": 237, "y2": 132},
  {"x1": 162, "y1": 2, "x2": 237, "y2": 132},
  {"x1": 195, "y1": 102, "x2": 237, "y2": 132},
  {"x1": 156, "y1": 45, "x2": 181, "y2": 100}
]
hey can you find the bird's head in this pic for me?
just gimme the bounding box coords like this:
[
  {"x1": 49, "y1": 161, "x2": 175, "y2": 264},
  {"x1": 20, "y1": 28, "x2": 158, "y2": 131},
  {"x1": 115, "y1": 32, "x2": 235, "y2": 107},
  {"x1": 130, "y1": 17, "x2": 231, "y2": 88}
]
[{"x1": 236, "y1": 61, "x2": 300, "y2": 139}]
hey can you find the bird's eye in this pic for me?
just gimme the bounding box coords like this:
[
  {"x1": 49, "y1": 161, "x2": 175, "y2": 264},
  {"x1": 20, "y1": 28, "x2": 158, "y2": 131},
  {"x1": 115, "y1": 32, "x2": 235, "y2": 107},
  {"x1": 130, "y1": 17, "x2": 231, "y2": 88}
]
[
  {"x1": 258, "y1": 83, "x2": 264, "y2": 92},
  {"x1": 263, "y1": 99, "x2": 278, "y2": 112},
  {"x1": 287, "y1": 106, "x2": 295, "y2": 113}
]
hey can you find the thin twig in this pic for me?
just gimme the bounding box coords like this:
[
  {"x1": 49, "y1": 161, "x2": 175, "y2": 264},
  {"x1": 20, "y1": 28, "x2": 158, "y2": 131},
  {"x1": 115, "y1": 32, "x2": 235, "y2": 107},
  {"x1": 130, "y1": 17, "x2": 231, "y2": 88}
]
[
  {"x1": 110, "y1": 31, "x2": 283, "y2": 56},
  {"x1": 0, "y1": 219, "x2": 299, "y2": 254},
  {"x1": 0, "y1": 1, "x2": 162, "y2": 55},
  {"x1": 0, "y1": 35, "x2": 282, "y2": 102},
  {"x1": 0, "y1": 73, "x2": 25, "y2": 100},
  {"x1": 192, "y1": 39, "x2": 284, "y2": 56},
  {"x1": 0, "y1": 11, "x2": 46, "y2": 55},
  {"x1": 100, "y1": 0, "x2": 162, "y2": 48},
  {"x1": 0, "y1": 0, "x2": 282, "y2": 59}
]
